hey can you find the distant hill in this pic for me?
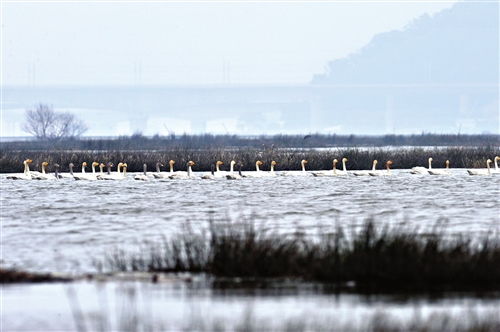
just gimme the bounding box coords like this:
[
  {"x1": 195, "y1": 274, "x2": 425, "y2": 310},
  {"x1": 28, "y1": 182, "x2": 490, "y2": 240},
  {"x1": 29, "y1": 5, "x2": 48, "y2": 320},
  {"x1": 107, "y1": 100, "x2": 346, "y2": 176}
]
[{"x1": 312, "y1": 1, "x2": 499, "y2": 85}]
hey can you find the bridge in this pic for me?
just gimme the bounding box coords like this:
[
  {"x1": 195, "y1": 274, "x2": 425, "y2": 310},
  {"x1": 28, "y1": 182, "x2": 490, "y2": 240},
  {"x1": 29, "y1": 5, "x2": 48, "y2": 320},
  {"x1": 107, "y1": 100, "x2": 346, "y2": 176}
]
[{"x1": 2, "y1": 83, "x2": 498, "y2": 135}]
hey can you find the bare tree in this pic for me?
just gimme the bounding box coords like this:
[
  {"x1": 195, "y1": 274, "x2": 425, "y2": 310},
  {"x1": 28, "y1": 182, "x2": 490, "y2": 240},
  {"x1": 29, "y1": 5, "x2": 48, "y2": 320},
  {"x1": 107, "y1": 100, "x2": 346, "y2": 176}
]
[{"x1": 22, "y1": 104, "x2": 88, "y2": 141}]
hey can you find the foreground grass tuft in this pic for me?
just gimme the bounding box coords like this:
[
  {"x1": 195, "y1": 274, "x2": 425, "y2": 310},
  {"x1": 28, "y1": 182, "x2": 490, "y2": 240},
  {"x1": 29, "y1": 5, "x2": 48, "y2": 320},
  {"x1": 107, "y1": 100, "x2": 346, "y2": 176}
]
[{"x1": 94, "y1": 219, "x2": 500, "y2": 294}]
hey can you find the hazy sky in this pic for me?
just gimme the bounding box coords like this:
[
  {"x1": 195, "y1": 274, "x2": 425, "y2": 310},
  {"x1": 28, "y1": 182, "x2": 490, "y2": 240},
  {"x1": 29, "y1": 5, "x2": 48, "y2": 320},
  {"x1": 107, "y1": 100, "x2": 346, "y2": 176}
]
[{"x1": 2, "y1": 1, "x2": 457, "y2": 86}]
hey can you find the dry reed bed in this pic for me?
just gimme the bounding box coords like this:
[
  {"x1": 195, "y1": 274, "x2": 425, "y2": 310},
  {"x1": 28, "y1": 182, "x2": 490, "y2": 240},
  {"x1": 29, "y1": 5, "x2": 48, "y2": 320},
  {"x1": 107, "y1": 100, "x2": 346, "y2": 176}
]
[
  {"x1": 94, "y1": 220, "x2": 500, "y2": 294},
  {"x1": 1, "y1": 146, "x2": 499, "y2": 173}
]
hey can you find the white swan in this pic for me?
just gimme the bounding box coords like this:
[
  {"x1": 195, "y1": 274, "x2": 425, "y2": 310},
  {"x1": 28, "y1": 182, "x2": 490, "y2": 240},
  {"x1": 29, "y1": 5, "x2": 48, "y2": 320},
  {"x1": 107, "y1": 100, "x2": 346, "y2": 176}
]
[
  {"x1": 312, "y1": 159, "x2": 339, "y2": 177},
  {"x1": 353, "y1": 160, "x2": 378, "y2": 176},
  {"x1": 97, "y1": 162, "x2": 127, "y2": 180},
  {"x1": 369, "y1": 160, "x2": 393, "y2": 176},
  {"x1": 32, "y1": 162, "x2": 58, "y2": 180},
  {"x1": 428, "y1": 160, "x2": 450, "y2": 175},
  {"x1": 411, "y1": 158, "x2": 432, "y2": 174},
  {"x1": 467, "y1": 159, "x2": 492, "y2": 176},
  {"x1": 6, "y1": 159, "x2": 33, "y2": 180},
  {"x1": 169, "y1": 161, "x2": 195, "y2": 179},
  {"x1": 336, "y1": 158, "x2": 349, "y2": 176},
  {"x1": 58, "y1": 163, "x2": 75, "y2": 179},
  {"x1": 269, "y1": 161, "x2": 277, "y2": 176},
  {"x1": 242, "y1": 161, "x2": 266, "y2": 178},
  {"x1": 226, "y1": 163, "x2": 243, "y2": 180},
  {"x1": 281, "y1": 159, "x2": 310, "y2": 176},
  {"x1": 134, "y1": 164, "x2": 149, "y2": 181},
  {"x1": 153, "y1": 162, "x2": 172, "y2": 179},
  {"x1": 73, "y1": 162, "x2": 100, "y2": 180},
  {"x1": 201, "y1": 164, "x2": 216, "y2": 180},
  {"x1": 492, "y1": 156, "x2": 500, "y2": 174}
]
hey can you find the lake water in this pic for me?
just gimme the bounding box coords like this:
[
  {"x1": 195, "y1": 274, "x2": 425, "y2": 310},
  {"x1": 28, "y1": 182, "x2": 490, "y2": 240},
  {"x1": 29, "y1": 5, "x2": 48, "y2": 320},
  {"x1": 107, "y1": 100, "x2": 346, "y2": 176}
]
[{"x1": 2, "y1": 170, "x2": 499, "y2": 330}]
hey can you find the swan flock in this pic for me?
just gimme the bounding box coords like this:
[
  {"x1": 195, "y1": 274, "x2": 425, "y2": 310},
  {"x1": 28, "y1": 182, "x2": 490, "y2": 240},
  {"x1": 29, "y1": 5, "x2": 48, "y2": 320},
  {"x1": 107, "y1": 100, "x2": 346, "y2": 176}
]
[{"x1": 5, "y1": 156, "x2": 499, "y2": 181}]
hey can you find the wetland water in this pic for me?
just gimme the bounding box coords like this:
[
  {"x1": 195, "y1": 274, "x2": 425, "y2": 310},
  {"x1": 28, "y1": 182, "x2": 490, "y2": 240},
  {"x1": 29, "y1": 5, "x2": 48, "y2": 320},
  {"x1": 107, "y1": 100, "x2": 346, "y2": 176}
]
[{"x1": 2, "y1": 170, "x2": 499, "y2": 330}]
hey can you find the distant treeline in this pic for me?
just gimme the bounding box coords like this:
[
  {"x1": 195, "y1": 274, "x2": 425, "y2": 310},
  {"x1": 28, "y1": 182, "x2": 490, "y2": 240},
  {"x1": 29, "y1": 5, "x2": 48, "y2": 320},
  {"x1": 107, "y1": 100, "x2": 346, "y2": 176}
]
[
  {"x1": 1, "y1": 145, "x2": 498, "y2": 173},
  {"x1": 2, "y1": 133, "x2": 499, "y2": 151}
]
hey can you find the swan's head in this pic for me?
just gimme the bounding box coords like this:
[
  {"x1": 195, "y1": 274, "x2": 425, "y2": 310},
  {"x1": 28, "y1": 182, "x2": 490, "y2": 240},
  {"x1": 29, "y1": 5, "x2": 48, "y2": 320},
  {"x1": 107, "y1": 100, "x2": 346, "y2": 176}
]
[
  {"x1": 169, "y1": 160, "x2": 175, "y2": 165},
  {"x1": 446, "y1": 160, "x2": 450, "y2": 166},
  {"x1": 217, "y1": 161, "x2": 223, "y2": 166},
  {"x1": 373, "y1": 160, "x2": 378, "y2": 165},
  {"x1": 487, "y1": 159, "x2": 492, "y2": 164},
  {"x1": 386, "y1": 160, "x2": 393, "y2": 166},
  {"x1": 107, "y1": 162, "x2": 114, "y2": 167},
  {"x1": 42, "y1": 161, "x2": 49, "y2": 167},
  {"x1": 342, "y1": 158, "x2": 348, "y2": 163},
  {"x1": 256, "y1": 160, "x2": 263, "y2": 166},
  {"x1": 69, "y1": 163, "x2": 74, "y2": 168},
  {"x1": 54, "y1": 163, "x2": 60, "y2": 168},
  {"x1": 301, "y1": 159, "x2": 308, "y2": 164},
  {"x1": 100, "y1": 163, "x2": 106, "y2": 168},
  {"x1": 271, "y1": 161, "x2": 277, "y2": 166},
  {"x1": 92, "y1": 162, "x2": 99, "y2": 167},
  {"x1": 25, "y1": 159, "x2": 33, "y2": 165},
  {"x1": 188, "y1": 161, "x2": 195, "y2": 166},
  {"x1": 82, "y1": 162, "x2": 87, "y2": 167},
  {"x1": 230, "y1": 160, "x2": 236, "y2": 166},
  {"x1": 333, "y1": 159, "x2": 338, "y2": 164},
  {"x1": 429, "y1": 157, "x2": 433, "y2": 162},
  {"x1": 495, "y1": 156, "x2": 500, "y2": 161}
]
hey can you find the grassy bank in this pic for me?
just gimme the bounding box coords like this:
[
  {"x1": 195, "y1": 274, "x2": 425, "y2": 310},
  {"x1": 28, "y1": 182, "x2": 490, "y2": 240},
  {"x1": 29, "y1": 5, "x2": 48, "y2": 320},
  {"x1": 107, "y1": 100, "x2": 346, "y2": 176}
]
[
  {"x1": 1, "y1": 145, "x2": 498, "y2": 173},
  {"x1": 93, "y1": 219, "x2": 500, "y2": 294}
]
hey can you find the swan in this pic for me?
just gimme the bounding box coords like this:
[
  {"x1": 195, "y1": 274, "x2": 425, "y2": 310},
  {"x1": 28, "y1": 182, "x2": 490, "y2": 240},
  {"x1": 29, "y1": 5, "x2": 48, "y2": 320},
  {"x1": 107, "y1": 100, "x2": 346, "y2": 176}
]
[
  {"x1": 281, "y1": 159, "x2": 310, "y2": 176},
  {"x1": 312, "y1": 159, "x2": 339, "y2": 177},
  {"x1": 242, "y1": 160, "x2": 267, "y2": 178},
  {"x1": 58, "y1": 163, "x2": 75, "y2": 179},
  {"x1": 369, "y1": 160, "x2": 393, "y2": 176},
  {"x1": 6, "y1": 159, "x2": 33, "y2": 180},
  {"x1": 353, "y1": 160, "x2": 378, "y2": 176},
  {"x1": 213, "y1": 160, "x2": 227, "y2": 177},
  {"x1": 467, "y1": 159, "x2": 492, "y2": 176},
  {"x1": 492, "y1": 156, "x2": 500, "y2": 174},
  {"x1": 73, "y1": 162, "x2": 100, "y2": 180},
  {"x1": 169, "y1": 161, "x2": 195, "y2": 179},
  {"x1": 411, "y1": 158, "x2": 432, "y2": 174},
  {"x1": 97, "y1": 162, "x2": 126, "y2": 180},
  {"x1": 268, "y1": 161, "x2": 277, "y2": 176},
  {"x1": 201, "y1": 164, "x2": 216, "y2": 180},
  {"x1": 134, "y1": 164, "x2": 149, "y2": 181},
  {"x1": 226, "y1": 163, "x2": 243, "y2": 180},
  {"x1": 153, "y1": 162, "x2": 173, "y2": 179},
  {"x1": 32, "y1": 162, "x2": 58, "y2": 180},
  {"x1": 428, "y1": 160, "x2": 450, "y2": 175},
  {"x1": 336, "y1": 158, "x2": 349, "y2": 176}
]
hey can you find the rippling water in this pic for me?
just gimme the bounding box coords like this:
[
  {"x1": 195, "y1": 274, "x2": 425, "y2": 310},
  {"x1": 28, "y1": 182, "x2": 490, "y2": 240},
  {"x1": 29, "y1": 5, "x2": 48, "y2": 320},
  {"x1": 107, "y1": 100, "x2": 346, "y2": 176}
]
[{"x1": 2, "y1": 170, "x2": 499, "y2": 274}]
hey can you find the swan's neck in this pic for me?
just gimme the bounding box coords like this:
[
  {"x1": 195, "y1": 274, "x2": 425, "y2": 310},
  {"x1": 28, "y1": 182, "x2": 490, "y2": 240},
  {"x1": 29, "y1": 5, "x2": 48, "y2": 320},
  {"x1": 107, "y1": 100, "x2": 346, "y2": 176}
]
[
  {"x1": 69, "y1": 165, "x2": 73, "y2": 175},
  {"x1": 100, "y1": 165, "x2": 104, "y2": 174},
  {"x1": 143, "y1": 165, "x2": 147, "y2": 175},
  {"x1": 24, "y1": 162, "x2": 30, "y2": 175},
  {"x1": 216, "y1": 163, "x2": 221, "y2": 172},
  {"x1": 342, "y1": 160, "x2": 347, "y2": 171},
  {"x1": 301, "y1": 162, "x2": 306, "y2": 172},
  {"x1": 255, "y1": 162, "x2": 260, "y2": 172},
  {"x1": 92, "y1": 165, "x2": 96, "y2": 174},
  {"x1": 122, "y1": 167, "x2": 127, "y2": 178},
  {"x1": 428, "y1": 159, "x2": 432, "y2": 170},
  {"x1": 156, "y1": 163, "x2": 161, "y2": 173},
  {"x1": 116, "y1": 164, "x2": 122, "y2": 173},
  {"x1": 107, "y1": 166, "x2": 112, "y2": 175},
  {"x1": 42, "y1": 164, "x2": 47, "y2": 174},
  {"x1": 170, "y1": 163, "x2": 174, "y2": 173},
  {"x1": 187, "y1": 165, "x2": 192, "y2": 177},
  {"x1": 270, "y1": 164, "x2": 275, "y2": 173},
  {"x1": 333, "y1": 162, "x2": 337, "y2": 175},
  {"x1": 372, "y1": 161, "x2": 377, "y2": 171},
  {"x1": 487, "y1": 161, "x2": 491, "y2": 174},
  {"x1": 495, "y1": 158, "x2": 499, "y2": 171},
  {"x1": 386, "y1": 165, "x2": 391, "y2": 174},
  {"x1": 55, "y1": 167, "x2": 59, "y2": 178},
  {"x1": 230, "y1": 162, "x2": 235, "y2": 173},
  {"x1": 82, "y1": 165, "x2": 86, "y2": 174}
]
